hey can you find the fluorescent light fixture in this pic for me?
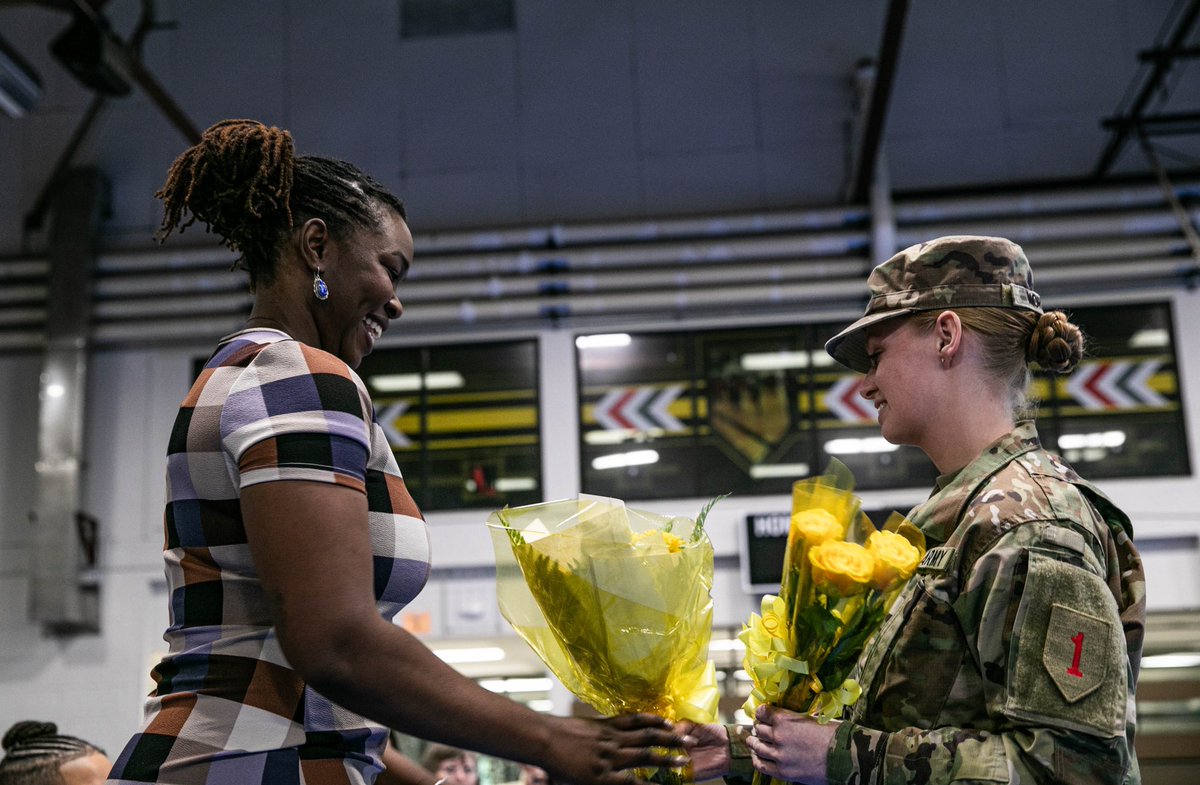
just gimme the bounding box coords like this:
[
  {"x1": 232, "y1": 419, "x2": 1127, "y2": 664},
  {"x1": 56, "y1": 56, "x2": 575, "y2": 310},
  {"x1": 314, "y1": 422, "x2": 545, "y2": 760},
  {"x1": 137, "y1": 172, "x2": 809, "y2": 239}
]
[
  {"x1": 750, "y1": 462, "x2": 810, "y2": 479},
  {"x1": 479, "y1": 677, "x2": 554, "y2": 693},
  {"x1": 584, "y1": 429, "x2": 632, "y2": 445},
  {"x1": 591, "y1": 449, "x2": 659, "y2": 470},
  {"x1": 1057, "y1": 431, "x2": 1125, "y2": 450},
  {"x1": 740, "y1": 351, "x2": 833, "y2": 371},
  {"x1": 1129, "y1": 328, "x2": 1169, "y2": 349},
  {"x1": 0, "y1": 35, "x2": 43, "y2": 118},
  {"x1": 1137, "y1": 652, "x2": 1200, "y2": 672},
  {"x1": 709, "y1": 638, "x2": 746, "y2": 653},
  {"x1": 825, "y1": 437, "x2": 898, "y2": 455},
  {"x1": 370, "y1": 371, "x2": 465, "y2": 392},
  {"x1": 432, "y1": 646, "x2": 505, "y2": 664},
  {"x1": 495, "y1": 477, "x2": 537, "y2": 492},
  {"x1": 45, "y1": 383, "x2": 66, "y2": 399},
  {"x1": 527, "y1": 699, "x2": 555, "y2": 712},
  {"x1": 576, "y1": 333, "x2": 631, "y2": 349},
  {"x1": 741, "y1": 351, "x2": 809, "y2": 371}
]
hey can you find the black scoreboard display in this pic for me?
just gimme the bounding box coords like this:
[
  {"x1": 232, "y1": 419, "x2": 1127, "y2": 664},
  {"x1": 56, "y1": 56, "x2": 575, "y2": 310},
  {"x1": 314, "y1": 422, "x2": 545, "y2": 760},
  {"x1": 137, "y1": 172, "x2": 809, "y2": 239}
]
[
  {"x1": 739, "y1": 509, "x2": 897, "y2": 594},
  {"x1": 739, "y1": 512, "x2": 791, "y2": 593}
]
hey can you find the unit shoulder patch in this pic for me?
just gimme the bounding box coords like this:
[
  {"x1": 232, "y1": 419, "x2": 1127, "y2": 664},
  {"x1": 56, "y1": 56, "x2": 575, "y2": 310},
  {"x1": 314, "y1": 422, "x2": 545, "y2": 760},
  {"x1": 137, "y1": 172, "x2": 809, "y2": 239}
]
[
  {"x1": 1006, "y1": 551, "x2": 1127, "y2": 738},
  {"x1": 1042, "y1": 603, "x2": 1111, "y2": 702}
]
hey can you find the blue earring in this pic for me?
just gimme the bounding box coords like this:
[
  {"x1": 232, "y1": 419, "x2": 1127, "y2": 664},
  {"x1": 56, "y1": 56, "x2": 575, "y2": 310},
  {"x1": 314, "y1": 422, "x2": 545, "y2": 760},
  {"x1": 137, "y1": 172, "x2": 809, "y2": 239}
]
[{"x1": 313, "y1": 268, "x2": 329, "y2": 300}]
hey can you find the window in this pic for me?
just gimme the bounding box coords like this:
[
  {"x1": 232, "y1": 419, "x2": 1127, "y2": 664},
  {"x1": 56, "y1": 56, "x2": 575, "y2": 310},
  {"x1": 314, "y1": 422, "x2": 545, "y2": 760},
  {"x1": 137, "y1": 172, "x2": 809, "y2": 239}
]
[
  {"x1": 359, "y1": 340, "x2": 541, "y2": 510},
  {"x1": 577, "y1": 301, "x2": 1189, "y2": 500}
]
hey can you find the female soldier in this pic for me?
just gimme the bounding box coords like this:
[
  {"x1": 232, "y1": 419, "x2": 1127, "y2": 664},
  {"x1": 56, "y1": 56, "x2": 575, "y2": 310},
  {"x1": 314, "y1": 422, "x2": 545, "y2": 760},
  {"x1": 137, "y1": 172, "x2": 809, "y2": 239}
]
[
  {"x1": 691, "y1": 236, "x2": 1145, "y2": 785},
  {"x1": 105, "y1": 119, "x2": 686, "y2": 785}
]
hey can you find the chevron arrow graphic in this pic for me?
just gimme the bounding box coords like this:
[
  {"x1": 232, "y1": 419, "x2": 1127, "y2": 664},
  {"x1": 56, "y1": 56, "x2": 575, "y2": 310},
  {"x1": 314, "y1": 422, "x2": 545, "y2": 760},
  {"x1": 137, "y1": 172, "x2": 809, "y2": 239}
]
[
  {"x1": 825, "y1": 377, "x2": 877, "y2": 422},
  {"x1": 378, "y1": 400, "x2": 412, "y2": 447},
  {"x1": 594, "y1": 385, "x2": 686, "y2": 432},
  {"x1": 1065, "y1": 360, "x2": 1168, "y2": 410}
]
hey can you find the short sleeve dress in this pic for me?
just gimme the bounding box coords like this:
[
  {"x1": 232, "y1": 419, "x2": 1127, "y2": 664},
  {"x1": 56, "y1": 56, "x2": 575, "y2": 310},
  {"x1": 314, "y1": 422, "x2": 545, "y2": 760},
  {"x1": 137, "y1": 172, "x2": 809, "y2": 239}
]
[{"x1": 107, "y1": 328, "x2": 431, "y2": 785}]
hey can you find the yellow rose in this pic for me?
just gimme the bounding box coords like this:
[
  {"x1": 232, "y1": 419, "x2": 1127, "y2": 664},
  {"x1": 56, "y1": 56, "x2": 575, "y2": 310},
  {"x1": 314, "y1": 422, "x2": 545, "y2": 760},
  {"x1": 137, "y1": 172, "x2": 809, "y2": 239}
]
[
  {"x1": 866, "y1": 529, "x2": 922, "y2": 592},
  {"x1": 792, "y1": 508, "x2": 844, "y2": 545},
  {"x1": 809, "y1": 540, "x2": 874, "y2": 597}
]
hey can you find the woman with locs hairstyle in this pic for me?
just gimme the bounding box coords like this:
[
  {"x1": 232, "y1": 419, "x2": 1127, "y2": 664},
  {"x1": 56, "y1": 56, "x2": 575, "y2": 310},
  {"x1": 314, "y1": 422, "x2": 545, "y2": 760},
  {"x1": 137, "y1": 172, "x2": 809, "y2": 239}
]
[
  {"x1": 686, "y1": 236, "x2": 1145, "y2": 785},
  {"x1": 105, "y1": 119, "x2": 688, "y2": 785}
]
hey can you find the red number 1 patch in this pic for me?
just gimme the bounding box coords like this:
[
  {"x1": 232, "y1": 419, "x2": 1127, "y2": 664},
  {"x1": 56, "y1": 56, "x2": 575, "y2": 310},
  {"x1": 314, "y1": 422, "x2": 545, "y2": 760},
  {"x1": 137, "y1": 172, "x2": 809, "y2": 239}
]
[
  {"x1": 1067, "y1": 632, "x2": 1085, "y2": 677},
  {"x1": 1045, "y1": 604, "x2": 1109, "y2": 702}
]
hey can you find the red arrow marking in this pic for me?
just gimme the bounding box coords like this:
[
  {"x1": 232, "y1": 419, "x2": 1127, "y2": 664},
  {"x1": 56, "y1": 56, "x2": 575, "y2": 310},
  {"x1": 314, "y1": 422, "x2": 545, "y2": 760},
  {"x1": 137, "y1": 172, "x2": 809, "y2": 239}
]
[
  {"x1": 1082, "y1": 363, "x2": 1116, "y2": 409},
  {"x1": 608, "y1": 388, "x2": 639, "y2": 429}
]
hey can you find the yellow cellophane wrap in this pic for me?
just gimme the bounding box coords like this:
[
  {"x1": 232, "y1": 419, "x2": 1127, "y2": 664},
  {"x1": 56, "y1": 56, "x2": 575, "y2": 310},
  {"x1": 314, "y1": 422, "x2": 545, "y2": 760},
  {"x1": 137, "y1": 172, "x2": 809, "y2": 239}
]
[{"x1": 488, "y1": 494, "x2": 719, "y2": 724}]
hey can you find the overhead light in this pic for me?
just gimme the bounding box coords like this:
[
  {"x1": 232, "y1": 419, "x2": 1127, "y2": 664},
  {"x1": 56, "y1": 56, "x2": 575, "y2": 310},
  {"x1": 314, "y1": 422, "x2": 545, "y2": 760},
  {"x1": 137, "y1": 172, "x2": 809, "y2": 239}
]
[
  {"x1": 576, "y1": 333, "x2": 631, "y2": 349},
  {"x1": 494, "y1": 477, "x2": 537, "y2": 492},
  {"x1": 478, "y1": 677, "x2": 554, "y2": 693},
  {"x1": 370, "y1": 371, "x2": 465, "y2": 392},
  {"x1": 825, "y1": 437, "x2": 898, "y2": 455},
  {"x1": 749, "y1": 462, "x2": 810, "y2": 479},
  {"x1": 709, "y1": 638, "x2": 746, "y2": 652},
  {"x1": 432, "y1": 646, "x2": 505, "y2": 664},
  {"x1": 1129, "y1": 328, "x2": 1168, "y2": 348},
  {"x1": 591, "y1": 449, "x2": 659, "y2": 470},
  {"x1": 584, "y1": 429, "x2": 631, "y2": 445},
  {"x1": 1142, "y1": 652, "x2": 1200, "y2": 669},
  {"x1": 1058, "y1": 431, "x2": 1125, "y2": 450},
  {"x1": 527, "y1": 699, "x2": 554, "y2": 712},
  {"x1": 740, "y1": 351, "x2": 833, "y2": 371},
  {"x1": 0, "y1": 34, "x2": 43, "y2": 118}
]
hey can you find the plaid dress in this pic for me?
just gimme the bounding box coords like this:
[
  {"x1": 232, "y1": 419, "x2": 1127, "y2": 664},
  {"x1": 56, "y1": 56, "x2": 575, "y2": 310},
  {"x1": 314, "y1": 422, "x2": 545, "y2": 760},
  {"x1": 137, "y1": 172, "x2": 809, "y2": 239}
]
[{"x1": 107, "y1": 329, "x2": 431, "y2": 785}]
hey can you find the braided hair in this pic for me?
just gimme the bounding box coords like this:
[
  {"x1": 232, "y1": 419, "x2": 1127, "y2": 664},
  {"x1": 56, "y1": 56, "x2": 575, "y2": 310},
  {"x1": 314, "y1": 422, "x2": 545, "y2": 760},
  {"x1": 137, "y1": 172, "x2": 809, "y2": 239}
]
[
  {"x1": 0, "y1": 721, "x2": 105, "y2": 785},
  {"x1": 156, "y1": 119, "x2": 406, "y2": 288}
]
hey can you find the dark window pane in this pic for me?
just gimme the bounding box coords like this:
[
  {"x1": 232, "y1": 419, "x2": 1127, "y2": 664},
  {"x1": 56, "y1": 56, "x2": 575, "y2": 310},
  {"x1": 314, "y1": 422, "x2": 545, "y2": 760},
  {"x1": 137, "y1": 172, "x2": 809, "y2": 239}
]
[{"x1": 358, "y1": 340, "x2": 540, "y2": 511}]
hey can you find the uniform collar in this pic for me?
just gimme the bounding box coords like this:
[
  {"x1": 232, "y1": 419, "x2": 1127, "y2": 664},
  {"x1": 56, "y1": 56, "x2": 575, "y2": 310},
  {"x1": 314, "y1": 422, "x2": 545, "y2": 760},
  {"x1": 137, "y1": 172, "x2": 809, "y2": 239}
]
[{"x1": 909, "y1": 421, "x2": 1042, "y2": 547}]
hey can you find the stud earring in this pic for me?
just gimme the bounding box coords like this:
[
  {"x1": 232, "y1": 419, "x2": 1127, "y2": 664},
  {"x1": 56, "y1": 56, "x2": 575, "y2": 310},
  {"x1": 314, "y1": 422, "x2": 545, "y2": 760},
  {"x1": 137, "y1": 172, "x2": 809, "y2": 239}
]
[{"x1": 313, "y1": 268, "x2": 329, "y2": 300}]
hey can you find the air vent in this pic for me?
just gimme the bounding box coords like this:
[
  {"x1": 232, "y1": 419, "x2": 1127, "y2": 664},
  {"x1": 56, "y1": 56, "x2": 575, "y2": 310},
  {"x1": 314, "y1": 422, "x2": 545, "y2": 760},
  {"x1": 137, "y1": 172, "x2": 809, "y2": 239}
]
[{"x1": 400, "y1": 0, "x2": 515, "y2": 39}]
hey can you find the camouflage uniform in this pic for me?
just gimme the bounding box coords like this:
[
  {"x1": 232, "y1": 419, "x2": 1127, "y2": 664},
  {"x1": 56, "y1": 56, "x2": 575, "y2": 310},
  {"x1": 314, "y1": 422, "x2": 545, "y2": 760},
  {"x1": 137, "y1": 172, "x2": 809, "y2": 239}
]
[
  {"x1": 816, "y1": 237, "x2": 1146, "y2": 783},
  {"x1": 825, "y1": 421, "x2": 1145, "y2": 784}
]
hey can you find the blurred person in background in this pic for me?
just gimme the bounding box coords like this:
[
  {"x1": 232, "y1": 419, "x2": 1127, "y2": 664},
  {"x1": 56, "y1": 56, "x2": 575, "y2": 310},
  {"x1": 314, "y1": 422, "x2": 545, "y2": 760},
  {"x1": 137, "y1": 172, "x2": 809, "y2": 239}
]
[{"x1": 0, "y1": 721, "x2": 111, "y2": 785}]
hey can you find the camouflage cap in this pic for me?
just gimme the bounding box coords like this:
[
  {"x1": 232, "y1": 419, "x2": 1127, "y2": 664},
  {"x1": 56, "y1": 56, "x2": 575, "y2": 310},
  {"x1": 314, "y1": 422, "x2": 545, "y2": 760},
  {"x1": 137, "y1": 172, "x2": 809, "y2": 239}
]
[{"x1": 825, "y1": 235, "x2": 1043, "y2": 373}]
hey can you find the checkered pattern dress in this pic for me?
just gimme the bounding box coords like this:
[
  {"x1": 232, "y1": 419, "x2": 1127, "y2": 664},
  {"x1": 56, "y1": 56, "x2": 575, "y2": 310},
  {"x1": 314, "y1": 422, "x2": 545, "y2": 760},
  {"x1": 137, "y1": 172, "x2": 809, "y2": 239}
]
[{"x1": 107, "y1": 329, "x2": 431, "y2": 785}]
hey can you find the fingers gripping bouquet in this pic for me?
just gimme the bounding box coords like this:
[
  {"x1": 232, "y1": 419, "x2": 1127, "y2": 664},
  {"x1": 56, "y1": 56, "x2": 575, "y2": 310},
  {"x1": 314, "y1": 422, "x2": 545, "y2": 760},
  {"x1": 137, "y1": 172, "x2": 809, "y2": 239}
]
[
  {"x1": 740, "y1": 462, "x2": 925, "y2": 739},
  {"x1": 489, "y1": 495, "x2": 723, "y2": 783}
]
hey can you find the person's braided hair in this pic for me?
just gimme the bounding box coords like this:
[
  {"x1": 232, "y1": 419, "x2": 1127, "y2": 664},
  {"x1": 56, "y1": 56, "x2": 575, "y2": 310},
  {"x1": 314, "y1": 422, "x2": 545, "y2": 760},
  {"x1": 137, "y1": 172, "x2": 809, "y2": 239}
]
[
  {"x1": 1026, "y1": 310, "x2": 1084, "y2": 374},
  {"x1": 156, "y1": 119, "x2": 406, "y2": 288},
  {"x1": 0, "y1": 721, "x2": 104, "y2": 785}
]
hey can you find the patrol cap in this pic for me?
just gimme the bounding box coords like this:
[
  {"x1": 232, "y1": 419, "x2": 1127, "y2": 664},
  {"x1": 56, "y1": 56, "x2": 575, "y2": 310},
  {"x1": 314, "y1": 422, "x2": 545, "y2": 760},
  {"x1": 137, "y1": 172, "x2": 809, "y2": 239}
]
[{"x1": 825, "y1": 235, "x2": 1043, "y2": 373}]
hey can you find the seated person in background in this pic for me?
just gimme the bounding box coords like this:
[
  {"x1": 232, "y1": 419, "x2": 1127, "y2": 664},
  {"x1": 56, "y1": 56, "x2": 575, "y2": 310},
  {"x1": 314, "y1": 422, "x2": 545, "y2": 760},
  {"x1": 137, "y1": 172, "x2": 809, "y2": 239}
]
[
  {"x1": 0, "y1": 721, "x2": 111, "y2": 785},
  {"x1": 420, "y1": 745, "x2": 479, "y2": 785}
]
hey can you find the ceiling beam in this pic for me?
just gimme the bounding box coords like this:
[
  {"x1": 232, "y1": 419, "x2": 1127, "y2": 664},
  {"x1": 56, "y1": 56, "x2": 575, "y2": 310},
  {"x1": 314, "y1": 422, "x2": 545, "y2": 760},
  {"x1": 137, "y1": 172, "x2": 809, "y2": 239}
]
[
  {"x1": 846, "y1": 0, "x2": 909, "y2": 205},
  {"x1": 1094, "y1": 0, "x2": 1200, "y2": 177}
]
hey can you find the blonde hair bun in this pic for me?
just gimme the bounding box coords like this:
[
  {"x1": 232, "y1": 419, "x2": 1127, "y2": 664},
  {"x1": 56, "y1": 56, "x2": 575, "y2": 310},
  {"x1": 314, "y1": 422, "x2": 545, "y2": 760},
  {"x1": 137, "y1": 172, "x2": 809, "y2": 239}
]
[{"x1": 1027, "y1": 310, "x2": 1083, "y2": 373}]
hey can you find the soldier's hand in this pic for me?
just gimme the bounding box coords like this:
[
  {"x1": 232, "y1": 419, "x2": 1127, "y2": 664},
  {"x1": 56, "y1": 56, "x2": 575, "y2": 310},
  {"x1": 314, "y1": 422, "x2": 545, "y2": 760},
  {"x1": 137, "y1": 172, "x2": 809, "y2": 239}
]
[{"x1": 748, "y1": 705, "x2": 839, "y2": 785}]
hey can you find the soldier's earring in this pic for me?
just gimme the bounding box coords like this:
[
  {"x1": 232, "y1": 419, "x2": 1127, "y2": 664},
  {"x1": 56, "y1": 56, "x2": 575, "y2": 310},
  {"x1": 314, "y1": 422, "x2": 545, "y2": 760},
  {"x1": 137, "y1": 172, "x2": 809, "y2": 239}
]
[{"x1": 313, "y1": 268, "x2": 329, "y2": 300}]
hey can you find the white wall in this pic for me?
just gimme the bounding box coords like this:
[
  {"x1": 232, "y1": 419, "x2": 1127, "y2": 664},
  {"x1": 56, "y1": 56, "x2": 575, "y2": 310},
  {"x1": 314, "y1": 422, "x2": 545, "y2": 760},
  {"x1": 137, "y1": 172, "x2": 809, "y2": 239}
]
[{"x1": 2, "y1": 289, "x2": 1199, "y2": 754}]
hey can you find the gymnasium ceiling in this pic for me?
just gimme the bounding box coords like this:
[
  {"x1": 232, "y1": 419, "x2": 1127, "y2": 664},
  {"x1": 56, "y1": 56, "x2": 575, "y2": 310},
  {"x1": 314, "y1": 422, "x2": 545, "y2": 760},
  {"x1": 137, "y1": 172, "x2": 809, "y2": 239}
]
[{"x1": 0, "y1": 0, "x2": 1198, "y2": 259}]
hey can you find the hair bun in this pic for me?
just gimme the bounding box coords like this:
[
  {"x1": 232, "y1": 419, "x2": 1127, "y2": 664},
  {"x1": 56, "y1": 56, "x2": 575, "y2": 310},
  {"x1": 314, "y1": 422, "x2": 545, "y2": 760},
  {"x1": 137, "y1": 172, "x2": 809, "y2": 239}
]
[
  {"x1": 1027, "y1": 310, "x2": 1084, "y2": 373},
  {"x1": 3, "y1": 721, "x2": 58, "y2": 751}
]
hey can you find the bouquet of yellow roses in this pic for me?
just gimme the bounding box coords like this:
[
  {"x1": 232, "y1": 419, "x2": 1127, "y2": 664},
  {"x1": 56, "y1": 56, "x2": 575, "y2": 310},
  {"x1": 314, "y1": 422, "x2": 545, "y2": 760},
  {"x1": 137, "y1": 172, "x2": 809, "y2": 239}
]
[
  {"x1": 740, "y1": 461, "x2": 924, "y2": 778},
  {"x1": 489, "y1": 494, "x2": 723, "y2": 783}
]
